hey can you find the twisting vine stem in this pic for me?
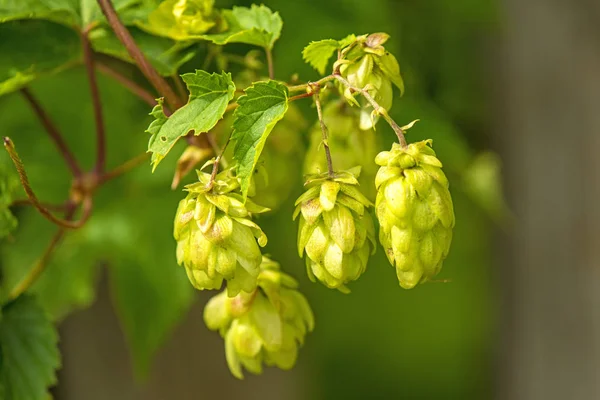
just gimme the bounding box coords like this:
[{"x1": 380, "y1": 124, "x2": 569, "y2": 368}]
[
  {"x1": 3, "y1": 137, "x2": 93, "y2": 229},
  {"x1": 82, "y1": 29, "x2": 107, "y2": 174},
  {"x1": 311, "y1": 83, "x2": 335, "y2": 178},
  {"x1": 20, "y1": 88, "x2": 82, "y2": 178}
]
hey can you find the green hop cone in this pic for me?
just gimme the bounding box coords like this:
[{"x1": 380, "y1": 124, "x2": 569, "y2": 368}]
[
  {"x1": 203, "y1": 256, "x2": 315, "y2": 379},
  {"x1": 304, "y1": 101, "x2": 380, "y2": 201},
  {"x1": 336, "y1": 33, "x2": 404, "y2": 130},
  {"x1": 142, "y1": 0, "x2": 217, "y2": 40},
  {"x1": 174, "y1": 167, "x2": 269, "y2": 296},
  {"x1": 294, "y1": 170, "x2": 376, "y2": 292},
  {"x1": 375, "y1": 140, "x2": 455, "y2": 289}
]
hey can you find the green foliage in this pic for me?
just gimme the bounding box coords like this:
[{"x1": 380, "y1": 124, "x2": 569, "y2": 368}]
[
  {"x1": 147, "y1": 70, "x2": 235, "y2": 170},
  {"x1": 232, "y1": 80, "x2": 288, "y2": 200},
  {"x1": 138, "y1": 0, "x2": 217, "y2": 41},
  {"x1": 302, "y1": 35, "x2": 356, "y2": 74},
  {"x1": 201, "y1": 5, "x2": 282, "y2": 49},
  {"x1": 0, "y1": 162, "x2": 20, "y2": 239},
  {"x1": 0, "y1": 295, "x2": 60, "y2": 400}
]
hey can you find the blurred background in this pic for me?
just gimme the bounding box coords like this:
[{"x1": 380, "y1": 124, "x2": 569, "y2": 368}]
[{"x1": 2, "y1": 0, "x2": 599, "y2": 399}]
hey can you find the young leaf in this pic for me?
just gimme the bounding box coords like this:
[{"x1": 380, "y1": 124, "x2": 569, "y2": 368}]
[
  {"x1": 200, "y1": 5, "x2": 282, "y2": 49},
  {"x1": 0, "y1": 295, "x2": 61, "y2": 400},
  {"x1": 147, "y1": 70, "x2": 235, "y2": 171},
  {"x1": 302, "y1": 34, "x2": 356, "y2": 74},
  {"x1": 232, "y1": 80, "x2": 289, "y2": 200}
]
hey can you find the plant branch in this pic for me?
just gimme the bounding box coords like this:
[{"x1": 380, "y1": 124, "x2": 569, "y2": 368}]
[
  {"x1": 208, "y1": 133, "x2": 233, "y2": 189},
  {"x1": 3, "y1": 137, "x2": 92, "y2": 229},
  {"x1": 289, "y1": 92, "x2": 314, "y2": 102},
  {"x1": 82, "y1": 30, "x2": 107, "y2": 174},
  {"x1": 265, "y1": 47, "x2": 274, "y2": 79},
  {"x1": 20, "y1": 88, "x2": 82, "y2": 178},
  {"x1": 312, "y1": 85, "x2": 334, "y2": 178},
  {"x1": 333, "y1": 74, "x2": 407, "y2": 147},
  {"x1": 287, "y1": 75, "x2": 335, "y2": 92},
  {"x1": 98, "y1": 152, "x2": 150, "y2": 184},
  {"x1": 96, "y1": 0, "x2": 183, "y2": 110},
  {"x1": 95, "y1": 61, "x2": 158, "y2": 108},
  {"x1": 10, "y1": 199, "x2": 69, "y2": 212}
]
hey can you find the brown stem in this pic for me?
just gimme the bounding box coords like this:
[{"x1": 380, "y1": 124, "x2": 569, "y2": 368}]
[
  {"x1": 289, "y1": 92, "x2": 314, "y2": 102},
  {"x1": 312, "y1": 86, "x2": 334, "y2": 178},
  {"x1": 287, "y1": 75, "x2": 335, "y2": 92},
  {"x1": 10, "y1": 199, "x2": 69, "y2": 212},
  {"x1": 82, "y1": 30, "x2": 107, "y2": 174},
  {"x1": 208, "y1": 133, "x2": 232, "y2": 188},
  {"x1": 333, "y1": 74, "x2": 407, "y2": 147},
  {"x1": 98, "y1": 152, "x2": 150, "y2": 184},
  {"x1": 265, "y1": 47, "x2": 275, "y2": 79},
  {"x1": 20, "y1": 88, "x2": 82, "y2": 177},
  {"x1": 3, "y1": 137, "x2": 92, "y2": 230},
  {"x1": 95, "y1": 61, "x2": 158, "y2": 108},
  {"x1": 96, "y1": 0, "x2": 182, "y2": 110}
]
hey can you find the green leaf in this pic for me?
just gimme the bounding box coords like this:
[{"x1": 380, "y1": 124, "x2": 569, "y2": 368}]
[
  {"x1": 89, "y1": 26, "x2": 196, "y2": 77},
  {"x1": 232, "y1": 80, "x2": 288, "y2": 200},
  {"x1": 302, "y1": 34, "x2": 356, "y2": 74},
  {"x1": 0, "y1": 160, "x2": 20, "y2": 239},
  {"x1": 0, "y1": 20, "x2": 81, "y2": 96},
  {"x1": 147, "y1": 70, "x2": 235, "y2": 171},
  {"x1": 200, "y1": 5, "x2": 282, "y2": 49},
  {"x1": 0, "y1": 295, "x2": 60, "y2": 400}
]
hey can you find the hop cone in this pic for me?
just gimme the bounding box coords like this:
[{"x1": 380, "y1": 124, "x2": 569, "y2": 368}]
[
  {"x1": 337, "y1": 33, "x2": 404, "y2": 130},
  {"x1": 304, "y1": 101, "x2": 379, "y2": 201},
  {"x1": 204, "y1": 256, "x2": 314, "y2": 379},
  {"x1": 174, "y1": 168, "x2": 269, "y2": 296},
  {"x1": 294, "y1": 170, "x2": 376, "y2": 292},
  {"x1": 375, "y1": 140, "x2": 455, "y2": 289}
]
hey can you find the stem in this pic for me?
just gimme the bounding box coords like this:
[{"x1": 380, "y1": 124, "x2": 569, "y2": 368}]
[
  {"x1": 6, "y1": 198, "x2": 92, "y2": 301},
  {"x1": 98, "y1": 152, "x2": 150, "y2": 184},
  {"x1": 96, "y1": 62, "x2": 158, "y2": 108},
  {"x1": 205, "y1": 133, "x2": 228, "y2": 168},
  {"x1": 10, "y1": 199, "x2": 69, "y2": 212},
  {"x1": 208, "y1": 133, "x2": 233, "y2": 188},
  {"x1": 82, "y1": 30, "x2": 107, "y2": 174},
  {"x1": 3, "y1": 137, "x2": 92, "y2": 230},
  {"x1": 265, "y1": 47, "x2": 275, "y2": 79},
  {"x1": 333, "y1": 74, "x2": 407, "y2": 147},
  {"x1": 287, "y1": 75, "x2": 336, "y2": 92},
  {"x1": 96, "y1": 0, "x2": 182, "y2": 110},
  {"x1": 289, "y1": 92, "x2": 314, "y2": 102},
  {"x1": 20, "y1": 88, "x2": 82, "y2": 178},
  {"x1": 312, "y1": 87, "x2": 334, "y2": 178}
]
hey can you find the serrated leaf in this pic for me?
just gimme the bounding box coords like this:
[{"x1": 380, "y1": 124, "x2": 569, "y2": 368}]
[
  {"x1": 147, "y1": 70, "x2": 235, "y2": 170},
  {"x1": 0, "y1": 20, "x2": 81, "y2": 96},
  {"x1": 200, "y1": 5, "x2": 282, "y2": 49},
  {"x1": 232, "y1": 80, "x2": 288, "y2": 200},
  {"x1": 89, "y1": 26, "x2": 196, "y2": 77},
  {"x1": 302, "y1": 34, "x2": 356, "y2": 74},
  {"x1": 0, "y1": 295, "x2": 60, "y2": 400}
]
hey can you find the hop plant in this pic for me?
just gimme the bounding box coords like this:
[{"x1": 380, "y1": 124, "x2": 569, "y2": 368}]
[
  {"x1": 375, "y1": 140, "x2": 455, "y2": 289},
  {"x1": 304, "y1": 101, "x2": 380, "y2": 201},
  {"x1": 174, "y1": 167, "x2": 269, "y2": 296},
  {"x1": 204, "y1": 256, "x2": 314, "y2": 379},
  {"x1": 294, "y1": 170, "x2": 376, "y2": 292},
  {"x1": 335, "y1": 33, "x2": 404, "y2": 130}
]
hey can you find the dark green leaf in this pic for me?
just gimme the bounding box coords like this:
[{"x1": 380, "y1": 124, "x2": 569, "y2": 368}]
[
  {"x1": 232, "y1": 80, "x2": 288, "y2": 200},
  {"x1": 89, "y1": 26, "x2": 196, "y2": 77},
  {"x1": 0, "y1": 295, "x2": 60, "y2": 400},
  {"x1": 200, "y1": 5, "x2": 282, "y2": 49},
  {"x1": 147, "y1": 70, "x2": 235, "y2": 171},
  {"x1": 0, "y1": 20, "x2": 81, "y2": 96},
  {"x1": 302, "y1": 35, "x2": 356, "y2": 75}
]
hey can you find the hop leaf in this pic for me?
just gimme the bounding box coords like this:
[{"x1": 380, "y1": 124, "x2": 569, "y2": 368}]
[
  {"x1": 375, "y1": 140, "x2": 455, "y2": 289},
  {"x1": 294, "y1": 170, "x2": 376, "y2": 292},
  {"x1": 302, "y1": 34, "x2": 356, "y2": 74},
  {"x1": 203, "y1": 257, "x2": 314, "y2": 379}
]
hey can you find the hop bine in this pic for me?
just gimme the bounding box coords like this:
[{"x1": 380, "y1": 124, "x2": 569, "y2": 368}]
[
  {"x1": 375, "y1": 140, "x2": 455, "y2": 289},
  {"x1": 204, "y1": 256, "x2": 314, "y2": 379},
  {"x1": 335, "y1": 33, "x2": 404, "y2": 130},
  {"x1": 294, "y1": 170, "x2": 376, "y2": 293},
  {"x1": 174, "y1": 166, "x2": 269, "y2": 296}
]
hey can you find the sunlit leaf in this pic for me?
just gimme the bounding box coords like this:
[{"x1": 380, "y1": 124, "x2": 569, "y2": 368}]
[{"x1": 302, "y1": 34, "x2": 356, "y2": 75}]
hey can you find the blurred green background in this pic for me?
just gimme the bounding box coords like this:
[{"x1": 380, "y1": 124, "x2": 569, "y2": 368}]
[{"x1": 0, "y1": 0, "x2": 501, "y2": 399}]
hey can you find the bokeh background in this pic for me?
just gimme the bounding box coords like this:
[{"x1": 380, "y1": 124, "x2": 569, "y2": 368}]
[{"x1": 2, "y1": 0, "x2": 599, "y2": 399}]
